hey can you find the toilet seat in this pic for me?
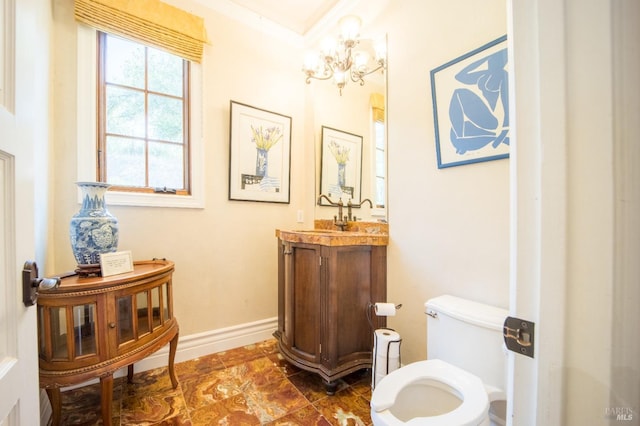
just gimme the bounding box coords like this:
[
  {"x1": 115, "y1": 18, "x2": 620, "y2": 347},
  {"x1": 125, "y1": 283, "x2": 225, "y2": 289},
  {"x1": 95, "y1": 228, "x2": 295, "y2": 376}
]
[{"x1": 370, "y1": 359, "x2": 490, "y2": 426}]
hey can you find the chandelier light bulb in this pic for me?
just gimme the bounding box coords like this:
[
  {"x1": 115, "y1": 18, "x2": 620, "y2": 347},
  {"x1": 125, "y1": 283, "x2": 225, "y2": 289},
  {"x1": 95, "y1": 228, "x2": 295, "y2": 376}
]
[
  {"x1": 303, "y1": 51, "x2": 320, "y2": 73},
  {"x1": 353, "y1": 51, "x2": 369, "y2": 72},
  {"x1": 374, "y1": 37, "x2": 387, "y2": 63},
  {"x1": 334, "y1": 70, "x2": 347, "y2": 95},
  {"x1": 320, "y1": 36, "x2": 337, "y2": 58},
  {"x1": 338, "y1": 15, "x2": 362, "y2": 43}
]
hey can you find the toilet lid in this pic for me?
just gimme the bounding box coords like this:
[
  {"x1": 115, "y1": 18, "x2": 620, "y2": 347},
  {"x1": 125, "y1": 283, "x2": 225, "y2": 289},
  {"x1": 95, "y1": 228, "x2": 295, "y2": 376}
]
[{"x1": 370, "y1": 359, "x2": 489, "y2": 426}]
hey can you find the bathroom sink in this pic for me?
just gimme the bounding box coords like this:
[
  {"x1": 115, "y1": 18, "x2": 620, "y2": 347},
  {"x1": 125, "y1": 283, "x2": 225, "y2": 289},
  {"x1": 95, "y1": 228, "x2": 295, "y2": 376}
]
[
  {"x1": 292, "y1": 229, "x2": 341, "y2": 233},
  {"x1": 275, "y1": 226, "x2": 388, "y2": 247}
]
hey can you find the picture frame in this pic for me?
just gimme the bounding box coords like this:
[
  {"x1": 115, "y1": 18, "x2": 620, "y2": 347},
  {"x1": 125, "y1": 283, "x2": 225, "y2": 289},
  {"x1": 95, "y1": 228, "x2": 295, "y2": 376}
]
[
  {"x1": 319, "y1": 126, "x2": 363, "y2": 205},
  {"x1": 430, "y1": 35, "x2": 509, "y2": 169},
  {"x1": 229, "y1": 101, "x2": 292, "y2": 203}
]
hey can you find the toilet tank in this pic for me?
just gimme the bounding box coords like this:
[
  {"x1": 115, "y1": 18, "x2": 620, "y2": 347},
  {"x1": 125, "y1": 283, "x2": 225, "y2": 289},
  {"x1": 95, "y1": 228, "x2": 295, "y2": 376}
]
[{"x1": 425, "y1": 295, "x2": 508, "y2": 391}]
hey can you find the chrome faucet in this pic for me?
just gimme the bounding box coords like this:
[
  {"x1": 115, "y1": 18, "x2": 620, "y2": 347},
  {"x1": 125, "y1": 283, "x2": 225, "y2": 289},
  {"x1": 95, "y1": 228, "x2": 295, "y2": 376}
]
[
  {"x1": 347, "y1": 198, "x2": 373, "y2": 221},
  {"x1": 317, "y1": 194, "x2": 348, "y2": 230}
]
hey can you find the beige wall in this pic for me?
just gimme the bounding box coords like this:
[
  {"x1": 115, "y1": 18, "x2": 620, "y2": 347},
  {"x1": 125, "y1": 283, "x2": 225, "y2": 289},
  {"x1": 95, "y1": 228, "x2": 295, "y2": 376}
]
[
  {"x1": 49, "y1": 0, "x2": 507, "y2": 364},
  {"x1": 382, "y1": 0, "x2": 509, "y2": 363}
]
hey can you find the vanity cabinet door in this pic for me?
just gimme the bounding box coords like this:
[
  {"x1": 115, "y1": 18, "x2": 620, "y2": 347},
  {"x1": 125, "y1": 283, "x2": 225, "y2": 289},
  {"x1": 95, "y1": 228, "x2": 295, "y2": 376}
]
[
  {"x1": 322, "y1": 245, "x2": 387, "y2": 371},
  {"x1": 282, "y1": 241, "x2": 322, "y2": 365}
]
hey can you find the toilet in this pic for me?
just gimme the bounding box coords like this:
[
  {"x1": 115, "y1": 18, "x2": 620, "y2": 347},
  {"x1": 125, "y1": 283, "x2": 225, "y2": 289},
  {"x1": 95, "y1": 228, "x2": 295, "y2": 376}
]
[{"x1": 370, "y1": 295, "x2": 509, "y2": 426}]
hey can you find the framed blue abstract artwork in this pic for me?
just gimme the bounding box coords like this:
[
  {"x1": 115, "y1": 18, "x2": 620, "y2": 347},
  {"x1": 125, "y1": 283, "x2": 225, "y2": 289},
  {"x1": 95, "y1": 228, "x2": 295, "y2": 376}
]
[{"x1": 430, "y1": 35, "x2": 509, "y2": 169}]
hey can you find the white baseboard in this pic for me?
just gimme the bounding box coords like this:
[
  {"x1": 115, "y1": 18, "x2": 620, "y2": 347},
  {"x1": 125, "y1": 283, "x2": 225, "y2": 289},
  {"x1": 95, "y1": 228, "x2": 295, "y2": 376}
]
[
  {"x1": 137, "y1": 316, "x2": 278, "y2": 370},
  {"x1": 61, "y1": 317, "x2": 278, "y2": 391}
]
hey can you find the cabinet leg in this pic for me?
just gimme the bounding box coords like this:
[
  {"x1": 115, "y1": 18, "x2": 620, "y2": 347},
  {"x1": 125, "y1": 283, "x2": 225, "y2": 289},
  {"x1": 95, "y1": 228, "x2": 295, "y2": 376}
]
[
  {"x1": 127, "y1": 364, "x2": 134, "y2": 383},
  {"x1": 46, "y1": 388, "x2": 62, "y2": 426},
  {"x1": 324, "y1": 380, "x2": 338, "y2": 395},
  {"x1": 100, "y1": 374, "x2": 114, "y2": 426},
  {"x1": 168, "y1": 332, "x2": 179, "y2": 388}
]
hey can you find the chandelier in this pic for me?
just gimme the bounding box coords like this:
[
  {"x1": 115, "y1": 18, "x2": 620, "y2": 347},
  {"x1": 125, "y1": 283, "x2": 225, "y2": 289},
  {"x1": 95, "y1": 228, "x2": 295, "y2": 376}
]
[{"x1": 302, "y1": 15, "x2": 386, "y2": 95}]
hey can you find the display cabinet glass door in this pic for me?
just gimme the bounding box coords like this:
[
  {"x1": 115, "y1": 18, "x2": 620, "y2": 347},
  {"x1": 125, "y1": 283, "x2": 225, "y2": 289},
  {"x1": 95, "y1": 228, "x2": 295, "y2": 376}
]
[
  {"x1": 38, "y1": 302, "x2": 98, "y2": 362},
  {"x1": 115, "y1": 282, "x2": 171, "y2": 348}
]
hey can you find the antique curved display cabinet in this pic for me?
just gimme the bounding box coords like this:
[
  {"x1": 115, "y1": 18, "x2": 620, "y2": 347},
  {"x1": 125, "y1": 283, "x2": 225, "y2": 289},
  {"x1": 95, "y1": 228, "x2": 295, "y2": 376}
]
[{"x1": 37, "y1": 259, "x2": 179, "y2": 426}]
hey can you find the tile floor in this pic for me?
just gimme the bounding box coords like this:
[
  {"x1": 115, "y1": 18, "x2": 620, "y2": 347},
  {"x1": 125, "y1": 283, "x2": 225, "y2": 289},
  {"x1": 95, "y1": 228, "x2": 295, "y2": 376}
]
[{"x1": 58, "y1": 338, "x2": 375, "y2": 425}]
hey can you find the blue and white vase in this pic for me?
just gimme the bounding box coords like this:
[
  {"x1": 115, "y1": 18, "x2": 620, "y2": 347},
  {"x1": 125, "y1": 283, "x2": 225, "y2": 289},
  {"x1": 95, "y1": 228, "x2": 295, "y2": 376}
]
[
  {"x1": 337, "y1": 163, "x2": 346, "y2": 188},
  {"x1": 256, "y1": 148, "x2": 268, "y2": 177},
  {"x1": 69, "y1": 182, "x2": 119, "y2": 271}
]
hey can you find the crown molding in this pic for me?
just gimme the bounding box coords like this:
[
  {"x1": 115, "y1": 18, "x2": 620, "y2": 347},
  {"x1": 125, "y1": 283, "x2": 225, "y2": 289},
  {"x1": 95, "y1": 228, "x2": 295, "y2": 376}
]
[{"x1": 190, "y1": 0, "x2": 305, "y2": 47}]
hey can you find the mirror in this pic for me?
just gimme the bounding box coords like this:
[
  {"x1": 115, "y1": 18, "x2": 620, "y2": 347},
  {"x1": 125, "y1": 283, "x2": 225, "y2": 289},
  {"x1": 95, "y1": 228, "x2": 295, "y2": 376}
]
[{"x1": 310, "y1": 35, "x2": 388, "y2": 224}]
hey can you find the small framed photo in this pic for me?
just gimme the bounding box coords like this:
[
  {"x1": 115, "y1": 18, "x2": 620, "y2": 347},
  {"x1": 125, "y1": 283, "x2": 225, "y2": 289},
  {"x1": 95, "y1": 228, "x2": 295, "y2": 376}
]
[
  {"x1": 319, "y1": 126, "x2": 363, "y2": 205},
  {"x1": 430, "y1": 35, "x2": 509, "y2": 168},
  {"x1": 100, "y1": 250, "x2": 134, "y2": 277},
  {"x1": 229, "y1": 101, "x2": 292, "y2": 203}
]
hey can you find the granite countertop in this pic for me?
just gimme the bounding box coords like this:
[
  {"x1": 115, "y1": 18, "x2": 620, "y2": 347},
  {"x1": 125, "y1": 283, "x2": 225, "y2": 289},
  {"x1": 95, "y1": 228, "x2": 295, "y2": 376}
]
[{"x1": 276, "y1": 220, "x2": 389, "y2": 247}]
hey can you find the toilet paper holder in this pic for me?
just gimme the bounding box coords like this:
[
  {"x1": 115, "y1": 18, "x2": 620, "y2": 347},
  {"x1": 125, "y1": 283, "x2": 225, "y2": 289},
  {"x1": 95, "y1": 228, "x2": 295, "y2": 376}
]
[
  {"x1": 367, "y1": 302, "x2": 403, "y2": 314},
  {"x1": 366, "y1": 302, "x2": 402, "y2": 329}
]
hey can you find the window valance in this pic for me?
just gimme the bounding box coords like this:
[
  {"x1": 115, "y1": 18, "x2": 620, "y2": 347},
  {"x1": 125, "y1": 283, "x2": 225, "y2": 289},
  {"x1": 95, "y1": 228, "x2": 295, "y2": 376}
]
[
  {"x1": 74, "y1": 0, "x2": 208, "y2": 63},
  {"x1": 370, "y1": 93, "x2": 385, "y2": 123}
]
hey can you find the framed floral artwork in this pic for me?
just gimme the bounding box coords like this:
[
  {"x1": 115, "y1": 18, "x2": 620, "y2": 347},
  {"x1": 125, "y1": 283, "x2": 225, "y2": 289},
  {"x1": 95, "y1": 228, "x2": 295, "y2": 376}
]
[
  {"x1": 229, "y1": 101, "x2": 291, "y2": 203},
  {"x1": 319, "y1": 126, "x2": 362, "y2": 205},
  {"x1": 430, "y1": 35, "x2": 509, "y2": 168}
]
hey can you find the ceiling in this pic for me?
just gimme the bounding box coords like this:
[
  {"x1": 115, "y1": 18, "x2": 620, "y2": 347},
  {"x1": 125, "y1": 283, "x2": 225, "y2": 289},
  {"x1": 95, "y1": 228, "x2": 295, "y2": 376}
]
[
  {"x1": 226, "y1": 0, "x2": 342, "y2": 36},
  {"x1": 207, "y1": 0, "x2": 390, "y2": 44},
  {"x1": 210, "y1": 0, "x2": 388, "y2": 87}
]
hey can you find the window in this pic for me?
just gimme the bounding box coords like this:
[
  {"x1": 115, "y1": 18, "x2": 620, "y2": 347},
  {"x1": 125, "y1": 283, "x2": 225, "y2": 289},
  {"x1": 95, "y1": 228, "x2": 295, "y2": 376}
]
[
  {"x1": 373, "y1": 120, "x2": 386, "y2": 209},
  {"x1": 370, "y1": 92, "x2": 386, "y2": 215},
  {"x1": 97, "y1": 32, "x2": 190, "y2": 194},
  {"x1": 77, "y1": 25, "x2": 203, "y2": 208}
]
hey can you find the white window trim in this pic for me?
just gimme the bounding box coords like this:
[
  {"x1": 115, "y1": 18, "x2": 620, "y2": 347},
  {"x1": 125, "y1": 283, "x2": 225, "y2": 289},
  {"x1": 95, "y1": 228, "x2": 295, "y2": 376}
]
[
  {"x1": 76, "y1": 25, "x2": 204, "y2": 208},
  {"x1": 0, "y1": 0, "x2": 16, "y2": 113}
]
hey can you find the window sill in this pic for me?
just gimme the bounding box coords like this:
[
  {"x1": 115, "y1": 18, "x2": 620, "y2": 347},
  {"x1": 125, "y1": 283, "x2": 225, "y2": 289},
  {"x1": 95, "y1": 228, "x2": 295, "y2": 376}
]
[{"x1": 102, "y1": 190, "x2": 204, "y2": 209}]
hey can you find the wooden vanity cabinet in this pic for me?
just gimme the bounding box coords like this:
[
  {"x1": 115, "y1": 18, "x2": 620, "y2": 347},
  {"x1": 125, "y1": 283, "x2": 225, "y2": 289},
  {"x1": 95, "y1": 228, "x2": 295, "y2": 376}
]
[
  {"x1": 37, "y1": 259, "x2": 179, "y2": 426},
  {"x1": 275, "y1": 239, "x2": 387, "y2": 392}
]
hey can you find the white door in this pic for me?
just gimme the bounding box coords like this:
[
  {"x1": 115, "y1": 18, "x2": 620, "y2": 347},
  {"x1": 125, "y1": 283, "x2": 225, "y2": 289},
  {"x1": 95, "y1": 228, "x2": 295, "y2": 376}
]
[
  {"x1": 507, "y1": 1, "x2": 568, "y2": 424},
  {"x1": 508, "y1": 1, "x2": 639, "y2": 425},
  {"x1": 0, "y1": 0, "x2": 50, "y2": 425}
]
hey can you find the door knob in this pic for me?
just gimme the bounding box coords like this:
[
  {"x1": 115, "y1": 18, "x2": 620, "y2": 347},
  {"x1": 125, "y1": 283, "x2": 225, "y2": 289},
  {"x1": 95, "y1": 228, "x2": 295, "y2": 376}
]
[{"x1": 22, "y1": 261, "x2": 61, "y2": 306}]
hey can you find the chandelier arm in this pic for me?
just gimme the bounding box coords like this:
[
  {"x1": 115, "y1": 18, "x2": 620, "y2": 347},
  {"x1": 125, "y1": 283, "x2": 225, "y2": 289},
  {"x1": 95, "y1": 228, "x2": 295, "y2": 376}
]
[
  {"x1": 304, "y1": 59, "x2": 338, "y2": 83},
  {"x1": 305, "y1": 73, "x2": 335, "y2": 83},
  {"x1": 349, "y1": 70, "x2": 365, "y2": 85},
  {"x1": 361, "y1": 63, "x2": 386, "y2": 77}
]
